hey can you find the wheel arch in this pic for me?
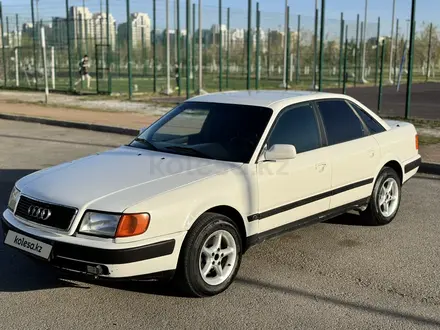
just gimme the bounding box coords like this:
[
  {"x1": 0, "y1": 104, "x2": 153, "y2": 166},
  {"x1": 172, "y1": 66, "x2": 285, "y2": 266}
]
[
  {"x1": 378, "y1": 160, "x2": 404, "y2": 185},
  {"x1": 206, "y1": 205, "x2": 249, "y2": 252},
  {"x1": 187, "y1": 205, "x2": 249, "y2": 254}
]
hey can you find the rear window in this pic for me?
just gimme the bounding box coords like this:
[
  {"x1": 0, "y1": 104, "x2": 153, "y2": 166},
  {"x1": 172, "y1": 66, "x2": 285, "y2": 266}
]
[
  {"x1": 316, "y1": 100, "x2": 366, "y2": 146},
  {"x1": 348, "y1": 101, "x2": 386, "y2": 134}
]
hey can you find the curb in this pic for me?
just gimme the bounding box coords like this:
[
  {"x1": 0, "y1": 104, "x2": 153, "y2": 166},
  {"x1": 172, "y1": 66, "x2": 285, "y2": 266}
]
[
  {"x1": 0, "y1": 113, "x2": 138, "y2": 137},
  {"x1": 1, "y1": 113, "x2": 440, "y2": 176},
  {"x1": 419, "y1": 162, "x2": 440, "y2": 175}
]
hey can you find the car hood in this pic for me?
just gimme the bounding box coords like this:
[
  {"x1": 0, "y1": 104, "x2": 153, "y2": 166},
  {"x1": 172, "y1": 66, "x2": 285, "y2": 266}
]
[{"x1": 16, "y1": 146, "x2": 241, "y2": 212}]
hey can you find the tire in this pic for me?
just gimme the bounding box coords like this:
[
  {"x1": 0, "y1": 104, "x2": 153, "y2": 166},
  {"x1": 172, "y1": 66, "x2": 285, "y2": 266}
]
[
  {"x1": 361, "y1": 167, "x2": 402, "y2": 225},
  {"x1": 174, "y1": 212, "x2": 243, "y2": 297}
]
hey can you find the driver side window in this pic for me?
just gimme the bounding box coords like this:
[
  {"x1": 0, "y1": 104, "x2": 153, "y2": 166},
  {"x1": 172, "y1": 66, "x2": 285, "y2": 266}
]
[{"x1": 267, "y1": 103, "x2": 322, "y2": 154}]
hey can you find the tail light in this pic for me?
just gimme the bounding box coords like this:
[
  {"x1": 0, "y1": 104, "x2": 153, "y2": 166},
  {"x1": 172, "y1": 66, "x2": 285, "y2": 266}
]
[{"x1": 415, "y1": 134, "x2": 419, "y2": 150}]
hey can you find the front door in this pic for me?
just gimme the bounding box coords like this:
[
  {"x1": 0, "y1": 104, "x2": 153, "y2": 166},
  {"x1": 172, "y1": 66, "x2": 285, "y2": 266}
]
[{"x1": 255, "y1": 102, "x2": 332, "y2": 234}]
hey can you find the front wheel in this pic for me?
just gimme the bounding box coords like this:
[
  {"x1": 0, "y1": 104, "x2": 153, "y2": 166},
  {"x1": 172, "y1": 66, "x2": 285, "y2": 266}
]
[
  {"x1": 361, "y1": 167, "x2": 402, "y2": 225},
  {"x1": 175, "y1": 212, "x2": 242, "y2": 297}
]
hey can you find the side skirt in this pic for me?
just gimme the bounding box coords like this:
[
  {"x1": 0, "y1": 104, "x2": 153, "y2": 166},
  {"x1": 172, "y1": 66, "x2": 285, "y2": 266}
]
[{"x1": 245, "y1": 197, "x2": 370, "y2": 250}]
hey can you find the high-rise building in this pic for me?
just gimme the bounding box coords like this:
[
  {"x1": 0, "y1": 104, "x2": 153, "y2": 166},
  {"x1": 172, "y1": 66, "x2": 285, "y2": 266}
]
[
  {"x1": 52, "y1": 17, "x2": 67, "y2": 45},
  {"x1": 70, "y1": 6, "x2": 94, "y2": 48},
  {"x1": 210, "y1": 24, "x2": 228, "y2": 46},
  {"x1": 92, "y1": 12, "x2": 116, "y2": 50},
  {"x1": 118, "y1": 13, "x2": 151, "y2": 49}
]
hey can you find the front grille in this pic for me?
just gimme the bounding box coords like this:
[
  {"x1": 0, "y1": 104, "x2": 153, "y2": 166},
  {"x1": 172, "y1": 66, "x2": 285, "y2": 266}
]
[{"x1": 15, "y1": 195, "x2": 77, "y2": 231}]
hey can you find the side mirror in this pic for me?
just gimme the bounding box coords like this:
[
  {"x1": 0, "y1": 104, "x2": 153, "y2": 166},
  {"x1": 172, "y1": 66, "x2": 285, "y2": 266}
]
[
  {"x1": 139, "y1": 127, "x2": 147, "y2": 135},
  {"x1": 264, "y1": 144, "x2": 297, "y2": 161}
]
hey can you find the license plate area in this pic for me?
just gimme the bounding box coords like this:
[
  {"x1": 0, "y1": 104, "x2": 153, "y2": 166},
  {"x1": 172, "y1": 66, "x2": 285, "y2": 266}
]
[{"x1": 4, "y1": 231, "x2": 53, "y2": 260}]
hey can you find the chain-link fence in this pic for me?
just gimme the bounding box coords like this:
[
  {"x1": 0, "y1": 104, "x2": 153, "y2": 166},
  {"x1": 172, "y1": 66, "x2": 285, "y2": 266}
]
[{"x1": 0, "y1": 0, "x2": 438, "y2": 99}]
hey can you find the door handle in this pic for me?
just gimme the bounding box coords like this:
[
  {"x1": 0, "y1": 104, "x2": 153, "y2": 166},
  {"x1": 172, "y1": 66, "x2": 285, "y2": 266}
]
[{"x1": 315, "y1": 162, "x2": 327, "y2": 172}]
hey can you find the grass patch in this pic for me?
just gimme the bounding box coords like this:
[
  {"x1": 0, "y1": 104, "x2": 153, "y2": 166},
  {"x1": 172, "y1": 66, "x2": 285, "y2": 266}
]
[
  {"x1": 382, "y1": 116, "x2": 440, "y2": 129},
  {"x1": 419, "y1": 135, "x2": 440, "y2": 145}
]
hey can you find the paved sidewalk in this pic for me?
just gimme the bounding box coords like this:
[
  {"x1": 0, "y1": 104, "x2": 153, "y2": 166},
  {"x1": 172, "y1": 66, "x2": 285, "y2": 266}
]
[
  {"x1": 0, "y1": 101, "x2": 158, "y2": 129},
  {"x1": 418, "y1": 142, "x2": 440, "y2": 164},
  {"x1": 1, "y1": 99, "x2": 439, "y2": 166}
]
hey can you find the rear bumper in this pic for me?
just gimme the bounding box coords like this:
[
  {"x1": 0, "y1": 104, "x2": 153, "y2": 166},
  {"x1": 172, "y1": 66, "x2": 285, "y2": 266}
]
[
  {"x1": 404, "y1": 155, "x2": 422, "y2": 174},
  {"x1": 403, "y1": 155, "x2": 422, "y2": 184},
  {"x1": 2, "y1": 212, "x2": 185, "y2": 280}
]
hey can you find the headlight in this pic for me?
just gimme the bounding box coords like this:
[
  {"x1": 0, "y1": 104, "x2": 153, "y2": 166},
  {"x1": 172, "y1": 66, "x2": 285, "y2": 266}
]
[
  {"x1": 79, "y1": 212, "x2": 150, "y2": 238},
  {"x1": 7, "y1": 187, "x2": 20, "y2": 212},
  {"x1": 79, "y1": 212, "x2": 121, "y2": 237}
]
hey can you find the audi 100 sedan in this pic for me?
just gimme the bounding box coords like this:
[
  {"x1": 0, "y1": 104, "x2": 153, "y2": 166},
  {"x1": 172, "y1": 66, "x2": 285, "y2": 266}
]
[{"x1": 2, "y1": 91, "x2": 421, "y2": 297}]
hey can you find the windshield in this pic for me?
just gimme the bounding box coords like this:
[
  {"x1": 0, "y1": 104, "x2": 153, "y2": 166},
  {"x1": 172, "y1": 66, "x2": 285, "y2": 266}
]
[{"x1": 129, "y1": 101, "x2": 273, "y2": 163}]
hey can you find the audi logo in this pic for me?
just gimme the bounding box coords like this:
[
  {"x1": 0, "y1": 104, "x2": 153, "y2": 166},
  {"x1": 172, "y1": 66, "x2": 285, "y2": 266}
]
[{"x1": 27, "y1": 205, "x2": 52, "y2": 221}]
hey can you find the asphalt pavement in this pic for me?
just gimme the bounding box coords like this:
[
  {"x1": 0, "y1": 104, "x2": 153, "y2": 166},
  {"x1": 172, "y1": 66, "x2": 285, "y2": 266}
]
[{"x1": 1, "y1": 120, "x2": 440, "y2": 330}]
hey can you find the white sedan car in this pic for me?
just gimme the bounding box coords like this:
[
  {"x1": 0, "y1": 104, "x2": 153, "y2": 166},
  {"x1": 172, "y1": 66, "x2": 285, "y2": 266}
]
[{"x1": 2, "y1": 91, "x2": 421, "y2": 297}]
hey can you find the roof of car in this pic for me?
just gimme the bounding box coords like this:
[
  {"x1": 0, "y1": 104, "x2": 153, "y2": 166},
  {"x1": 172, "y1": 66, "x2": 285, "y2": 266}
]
[{"x1": 186, "y1": 90, "x2": 349, "y2": 110}]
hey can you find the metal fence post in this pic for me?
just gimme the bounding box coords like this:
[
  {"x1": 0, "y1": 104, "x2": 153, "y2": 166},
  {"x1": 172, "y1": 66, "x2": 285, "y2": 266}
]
[
  {"x1": 177, "y1": 0, "x2": 181, "y2": 94},
  {"x1": 343, "y1": 25, "x2": 348, "y2": 94},
  {"x1": 15, "y1": 14, "x2": 19, "y2": 87},
  {"x1": 226, "y1": 7, "x2": 230, "y2": 89},
  {"x1": 0, "y1": 2, "x2": 6, "y2": 87},
  {"x1": 426, "y1": 22, "x2": 433, "y2": 82},
  {"x1": 338, "y1": 12, "x2": 344, "y2": 87},
  {"x1": 296, "y1": 14, "x2": 301, "y2": 84},
  {"x1": 267, "y1": 29, "x2": 270, "y2": 79},
  {"x1": 255, "y1": 2, "x2": 260, "y2": 90},
  {"x1": 246, "y1": 0, "x2": 252, "y2": 90},
  {"x1": 286, "y1": 6, "x2": 290, "y2": 90},
  {"x1": 374, "y1": 16, "x2": 380, "y2": 86},
  {"x1": 15, "y1": 14, "x2": 19, "y2": 46},
  {"x1": 95, "y1": 44, "x2": 100, "y2": 93},
  {"x1": 318, "y1": 0, "x2": 325, "y2": 91},
  {"x1": 117, "y1": 34, "x2": 121, "y2": 77},
  {"x1": 186, "y1": 0, "x2": 190, "y2": 98},
  {"x1": 198, "y1": 0, "x2": 203, "y2": 94},
  {"x1": 219, "y1": 0, "x2": 222, "y2": 91},
  {"x1": 283, "y1": 0, "x2": 287, "y2": 88},
  {"x1": 354, "y1": 14, "x2": 359, "y2": 87},
  {"x1": 153, "y1": 0, "x2": 157, "y2": 93},
  {"x1": 65, "y1": 0, "x2": 72, "y2": 91},
  {"x1": 106, "y1": 0, "x2": 112, "y2": 94},
  {"x1": 31, "y1": 0, "x2": 39, "y2": 89},
  {"x1": 393, "y1": 18, "x2": 399, "y2": 85},
  {"x1": 378, "y1": 39, "x2": 385, "y2": 113},
  {"x1": 360, "y1": 22, "x2": 363, "y2": 82},
  {"x1": 126, "y1": 0, "x2": 132, "y2": 99},
  {"x1": 192, "y1": 3, "x2": 196, "y2": 91},
  {"x1": 141, "y1": 20, "x2": 146, "y2": 77},
  {"x1": 6, "y1": 16, "x2": 9, "y2": 50},
  {"x1": 41, "y1": 27, "x2": 49, "y2": 103},
  {"x1": 405, "y1": 0, "x2": 416, "y2": 119},
  {"x1": 313, "y1": 5, "x2": 318, "y2": 89}
]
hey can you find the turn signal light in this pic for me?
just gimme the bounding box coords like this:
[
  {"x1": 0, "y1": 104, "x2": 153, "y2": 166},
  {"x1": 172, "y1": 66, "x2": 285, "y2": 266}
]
[
  {"x1": 415, "y1": 134, "x2": 419, "y2": 150},
  {"x1": 115, "y1": 213, "x2": 150, "y2": 238}
]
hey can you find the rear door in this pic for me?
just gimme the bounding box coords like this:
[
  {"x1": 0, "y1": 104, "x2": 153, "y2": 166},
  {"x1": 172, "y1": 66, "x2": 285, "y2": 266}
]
[{"x1": 313, "y1": 99, "x2": 381, "y2": 209}]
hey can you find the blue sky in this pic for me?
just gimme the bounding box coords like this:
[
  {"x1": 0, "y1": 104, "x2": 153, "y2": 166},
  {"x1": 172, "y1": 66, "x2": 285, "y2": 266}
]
[{"x1": 2, "y1": 0, "x2": 437, "y2": 36}]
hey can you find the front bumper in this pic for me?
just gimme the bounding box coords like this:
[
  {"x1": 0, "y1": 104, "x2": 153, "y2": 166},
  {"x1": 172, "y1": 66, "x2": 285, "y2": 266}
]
[{"x1": 1, "y1": 212, "x2": 185, "y2": 280}]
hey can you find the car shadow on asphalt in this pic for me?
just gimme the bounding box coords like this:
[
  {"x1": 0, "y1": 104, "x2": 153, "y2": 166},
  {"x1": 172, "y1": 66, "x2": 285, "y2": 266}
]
[
  {"x1": 323, "y1": 212, "x2": 373, "y2": 227},
  {"x1": 235, "y1": 277, "x2": 440, "y2": 328}
]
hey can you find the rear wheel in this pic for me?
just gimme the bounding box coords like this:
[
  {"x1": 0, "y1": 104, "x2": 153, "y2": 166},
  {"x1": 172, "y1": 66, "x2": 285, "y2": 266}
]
[
  {"x1": 361, "y1": 167, "x2": 402, "y2": 225},
  {"x1": 175, "y1": 212, "x2": 242, "y2": 297}
]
